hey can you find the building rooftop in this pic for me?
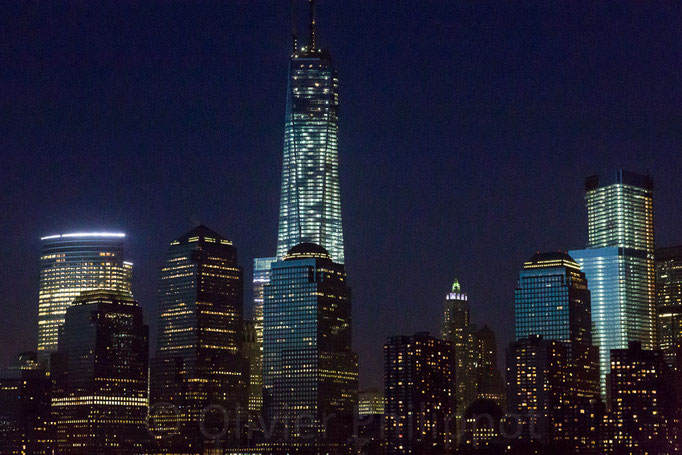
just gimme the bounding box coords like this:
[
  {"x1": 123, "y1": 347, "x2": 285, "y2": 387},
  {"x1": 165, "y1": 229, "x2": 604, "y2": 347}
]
[
  {"x1": 174, "y1": 225, "x2": 232, "y2": 245},
  {"x1": 523, "y1": 251, "x2": 580, "y2": 270},
  {"x1": 284, "y1": 242, "x2": 331, "y2": 261}
]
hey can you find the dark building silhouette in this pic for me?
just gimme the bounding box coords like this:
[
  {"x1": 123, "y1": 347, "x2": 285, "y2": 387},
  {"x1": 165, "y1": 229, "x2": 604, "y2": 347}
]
[
  {"x1": 50, "y1": 290, "x2": 149, "y2": 455},
  {"x1": 656, "y1": 245, "x2": 682, "y2": 371},
  {"x1": 475, "y1": 325, "x2": 505, "y2": 409},
  {"x1": 0, "y1": 353, "x2": 51, "y2": 455},
  {"x1": 506, "y1": 336, "x2": 567, "y2": 444},
  {"x1": 460, "y1": 399, "x2": 504, "y2": 451},
  {"x1": 384, "y1": 332, "x2": 456, "y2": 455},
  {"x1": 263, "y1": 243, "x2": 358, "y2": 453},
  {"x1": 150, "y1": 225, "x2": 247, "y2": 452},
  {"x1": 608, "y1": 341, "x2": 678, "y2": 453},
  {"x1": 358, "y1": 388, "x2": 385, "y2": 453}
]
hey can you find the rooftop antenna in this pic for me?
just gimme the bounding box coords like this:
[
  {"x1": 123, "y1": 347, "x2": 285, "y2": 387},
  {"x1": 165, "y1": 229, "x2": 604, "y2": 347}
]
[
  {"x1": 309, "y1": 0, "x2": 317, "y2": 51},
  {"x1": 290, "y1": 0, "x2": 298, "y2": 52}
]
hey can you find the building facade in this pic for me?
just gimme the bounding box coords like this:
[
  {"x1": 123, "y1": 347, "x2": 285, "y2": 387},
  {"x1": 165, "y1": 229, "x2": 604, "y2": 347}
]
[
  {"x1": 384, "y1": 332, "x2": 456, "y2": 455},
  {"x1": 50, "y1": 290, "x2": 149, "y2": 455},
  {"x1": 609, "y1": 342, "x2": 675, "y2": 452},
  {"x1": 656, "y1": 245, "x2": 682, "y2": 371},
  {"x1": 441, "y1": 278, "x2": 479, "y2": 418},
  {"x1": 249, "y1": 256, "x2": 276, "y2": 414},
  {"x1": 506, "y1": 336, "x2": 567, "y2": 443},
  {"x1": 513, "y1": 252, "x2": 601, "y2": 449},
  {"x1": 475, "y1": 326, "x2": 505, "y2": 408},
  {"x1": 0, "y1": 353, "x2": 51, "y2": 455},
  {"x1": 263, "y1": 243, "x2": 358, "y2": 452},
  {"x1": 570, "y1": 169, "x2": 655, "y2": 395},
  {"x1": 150, "y1": 225, "x2": 247, "y2": 452},
  {"x1": 275, "y1": 2, "x2": 344, "y2": 264},
  {"x1": 37, "y1": 232, "x2": 132, "y2": 364}
]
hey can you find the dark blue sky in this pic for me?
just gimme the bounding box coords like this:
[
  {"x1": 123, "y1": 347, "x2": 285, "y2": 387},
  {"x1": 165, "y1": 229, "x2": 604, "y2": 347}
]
[{"x1": 1, "y1": 1, "x2": 680, "y2": 387}]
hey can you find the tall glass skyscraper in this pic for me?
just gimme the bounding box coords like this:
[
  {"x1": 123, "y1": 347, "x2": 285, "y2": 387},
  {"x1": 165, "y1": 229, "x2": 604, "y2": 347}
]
[
  {"x1": 570, "y1": 169, "x2": 655, "y2": 395},
  {"x1": 263, "y1": 243, "x2": 357, "y2": 450},
  {"x1": 515, "y1": 252, "x2": 592, "y2": 346},
  {"x1": 275, "y1": 1, "x2": 344, "y2": 263},
  {"x1": 150, "y1": 225, "x2": 247, "y2": 451},
  {"x1": 37, "y1": 232, "x2": 132, "y2": 365}
]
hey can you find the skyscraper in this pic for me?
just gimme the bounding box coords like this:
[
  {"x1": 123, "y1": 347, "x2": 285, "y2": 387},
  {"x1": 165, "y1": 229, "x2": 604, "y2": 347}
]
[
  {"x1": 512, "y1": 252, "x2": 601, "y2": 449},
  {"x1": 263, "y1": 243, "x2": 358, "y2": 451},
  {"x1": 150, "y1": 225, "x2": 247, "y2": 451},
  {"x1": 36, "y1": 232, "x2": 132, "y2": 364},
  {"x1": 275, "y1": 0, "x2": 344, "y2": 263},
  {"x1": 609, "y1": 342, "x2": 673, "y2": 452},
  {"x1": 0, "y1": 353, "x2": 51, "y2": 455},
  {"x1": 50, "y1": 290, "x2": 149, "y2": 455},
  {"x1": 249, "y1": 256, "x2": 275, "y2": 414},
  {"x1": 656, "y1": 245, "x2": 682, "y2": 370},
  {"x1": 506, "y1": 336, "x2": 567, "y2": 443},
  {"x1": 515, "y1": 252, "x2": 592, "y2": 347},
  {"x1": 475, "y1": 325, "x2": 505, "y2": 408},
  {"x1": 441, "y1": 278, "x2": 478, "y2": 418},
  {"x1": 384, "y1": 332, "x2": 456, "y2": 454},
  {"x1": 570, "y1": 169, "x2": 655, "y2": 395}
]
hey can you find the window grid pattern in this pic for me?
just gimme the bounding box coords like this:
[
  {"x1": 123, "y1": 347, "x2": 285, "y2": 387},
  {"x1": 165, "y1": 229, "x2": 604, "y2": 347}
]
[{"x1": 276, "y1": 51, "x2": 344, "y2": 264}]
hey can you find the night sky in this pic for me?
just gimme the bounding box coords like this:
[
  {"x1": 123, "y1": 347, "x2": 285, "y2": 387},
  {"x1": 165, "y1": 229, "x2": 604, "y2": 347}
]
[{"x1": 1, "y1": 1, "x2": 680, "y2": 388}]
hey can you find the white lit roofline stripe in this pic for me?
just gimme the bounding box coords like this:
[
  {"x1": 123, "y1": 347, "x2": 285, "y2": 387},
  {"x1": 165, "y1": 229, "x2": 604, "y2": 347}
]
[{"x1": 41, "y1": 232, "x2": 126, "y2": 240}]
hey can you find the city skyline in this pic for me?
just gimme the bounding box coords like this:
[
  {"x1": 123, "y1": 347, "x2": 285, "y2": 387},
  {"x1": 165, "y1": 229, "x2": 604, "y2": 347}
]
[{"x1": 1, "y1": 1, "x2": 681, "y2": 392}]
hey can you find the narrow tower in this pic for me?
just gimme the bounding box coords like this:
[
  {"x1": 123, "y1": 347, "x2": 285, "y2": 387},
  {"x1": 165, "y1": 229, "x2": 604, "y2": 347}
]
[{"x1": 276, "y1": 0, "x2": 345, "y2": 263}]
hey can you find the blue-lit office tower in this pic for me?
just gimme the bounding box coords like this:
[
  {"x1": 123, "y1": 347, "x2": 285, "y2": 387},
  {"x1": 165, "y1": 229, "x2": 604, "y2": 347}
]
[
  {"x1": 513, "y1": 252, "x2": 600, "y2": 449},
  {"x1": 249, "y1": 256, "x2": 275, "y2": 413},
  {"x1": 570, "y1": 170, "x2": 655, "y2": 395},
  {"x1": 263, "y1": 243, "x2": 358, "y2": 451},
  {"x1": 37, "y1": 232, "x2": 132, "y2": 365},
  {"x1": 275, "y1": 0, "x2": 344, "y2": 263}
]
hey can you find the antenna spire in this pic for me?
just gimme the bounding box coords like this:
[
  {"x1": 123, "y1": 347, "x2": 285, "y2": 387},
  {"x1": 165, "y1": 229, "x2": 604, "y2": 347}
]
[
  {"x1": 290, "y1": 0, "x2": 298, "y2": 52},
  {"x1": 309, "y1": 0, "x2": 317, "y2": 51}
]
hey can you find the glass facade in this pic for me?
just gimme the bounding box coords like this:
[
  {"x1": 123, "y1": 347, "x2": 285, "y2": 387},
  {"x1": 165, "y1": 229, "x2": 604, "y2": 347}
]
[
  {"x1": 515, "y1": 252, "x2": 592, "y2": 346},
  {"x1": 150, "y1": 225, "x2": 247, "y2": 451},
  {"x1": 513, "y1": 252, "x2": 601, "y2": 448},
  {"x1": 50, "y1": 290, "x2": 149, "y2": 455},
  {"x1": 37, "y1": 232, "x2": 132, "y2": 365},
  {"x1": 249, "y1": 256, "x2": 275, "y2": 413},
  {"x1": 656, "y1": 246, "x2": 682, "y2": 370},
  {"x1": 570, "y1": 169, "x2": 655, "y2": 396},
  {"x1": 263, "y1": 243, "x2": 357, "y2": 449},
  {"x1": 275, "y1": 31, "x2": 344, "y2": 264}
]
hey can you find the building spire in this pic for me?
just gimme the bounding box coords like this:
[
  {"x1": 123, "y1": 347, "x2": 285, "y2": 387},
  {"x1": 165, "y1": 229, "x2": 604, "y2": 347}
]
[
  {"x1": 290, "y1": 0, "x2": 298, "y2": 52},
  {"x1": 309, "y1": 0, "x2": 317, "y2": 50},
  {"x1": 451, "y1": 277, "x2": 461, "y2": 293}
]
